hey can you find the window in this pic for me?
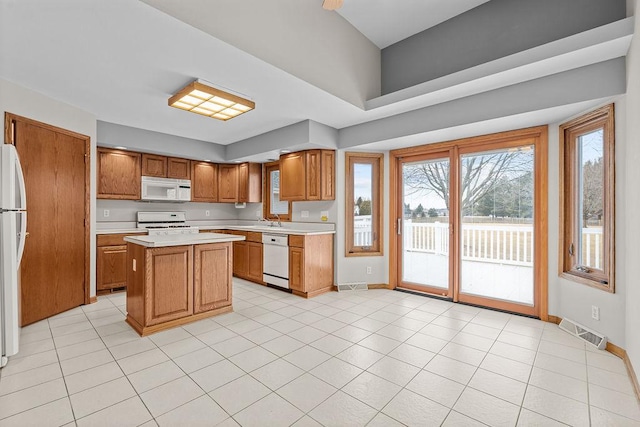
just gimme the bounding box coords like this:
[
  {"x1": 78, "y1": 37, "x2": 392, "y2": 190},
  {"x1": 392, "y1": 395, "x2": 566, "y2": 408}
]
[
  {"x1": 346, "y1": 152, "x2": 383, "y2": 256},
  {"x1": 263, "y1": 161, "x2": 291, "y2": 221},
  {"x1": 560, "y1": 104, "x2": 615, "y2": 292}
]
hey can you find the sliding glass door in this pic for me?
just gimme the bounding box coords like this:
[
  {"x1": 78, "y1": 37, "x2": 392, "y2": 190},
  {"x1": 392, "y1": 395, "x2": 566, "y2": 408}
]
[
  {"x1": 400, "y1": 153, "x2": 452, "y2": 296},
  {"x1": 394, "y1": 129, "x2": 546, "y2": 318}
]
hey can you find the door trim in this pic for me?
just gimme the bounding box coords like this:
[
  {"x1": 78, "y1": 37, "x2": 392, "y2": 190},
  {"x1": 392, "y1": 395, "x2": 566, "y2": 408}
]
[
  {"x1": 389, "y1": 126, "x2": 548, "y2": 320},
  {"x1": 4, "y1": 113, "x2": 92, "y2": 306}
]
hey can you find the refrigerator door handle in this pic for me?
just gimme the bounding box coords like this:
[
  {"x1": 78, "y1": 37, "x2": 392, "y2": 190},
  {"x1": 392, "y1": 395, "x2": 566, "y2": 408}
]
[
  {"x1": 14, "y1": 149, "x2": 26, "y2": 211},
  {"x1": 17, "y1": 211, "x2": 26, "y2": 266}
]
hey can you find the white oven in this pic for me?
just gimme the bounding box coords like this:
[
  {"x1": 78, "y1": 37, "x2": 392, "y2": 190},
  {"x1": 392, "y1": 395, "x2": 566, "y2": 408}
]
[{"x1": 141, "y1": 176, "x2": 191, "y2": 202}]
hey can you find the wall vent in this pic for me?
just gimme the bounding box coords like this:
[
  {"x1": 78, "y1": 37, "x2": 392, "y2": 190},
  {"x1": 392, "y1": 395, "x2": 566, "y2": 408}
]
[
  {"x1": 558, "y1": 318, "x2": 607, "y2": 350},
  {"x1": 337, "y1": 282, "x2": 368, "y2": 292}
]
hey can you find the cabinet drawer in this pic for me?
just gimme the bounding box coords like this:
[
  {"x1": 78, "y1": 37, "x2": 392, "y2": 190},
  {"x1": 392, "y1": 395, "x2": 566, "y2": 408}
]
[
  {"x1": 289, "y1": 235, "x2": 305, "y2": 248},
  {"x1": 97, "y1": 233, "x2": 145, "y2": 246},
  {"x1": 246, "y1": 232, "x2": 262, "y2": 243}
]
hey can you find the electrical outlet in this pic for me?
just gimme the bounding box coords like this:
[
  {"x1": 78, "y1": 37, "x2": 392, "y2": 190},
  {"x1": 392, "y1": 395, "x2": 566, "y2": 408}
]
[
  {"x1": 205, "y1": 210, "x2": 210, "y2": 217},
  {"x1": 103, "y1": 209, "x2": 109, "y2": 218},
  {"x1": 321, "y1": 210, "x2": 329, "y2": 221},
  {"x1": 592, "y1": 305, "x2": 600, "y2": 320},
  {"x1": 301, "y1": 210, "x2": 309, "y2": 218},
  {"x1": 366, "y1": 266, "x2": 372, "y2": 274},
  {"x1": 256, "y1": 209, "x2": 262, "y2": 218}
]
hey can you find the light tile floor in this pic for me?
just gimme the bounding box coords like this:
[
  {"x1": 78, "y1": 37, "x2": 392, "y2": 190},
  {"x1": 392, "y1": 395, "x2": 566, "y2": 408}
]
[{"x1": 1, "y1": 278, "x2": 639, "y2": 426}]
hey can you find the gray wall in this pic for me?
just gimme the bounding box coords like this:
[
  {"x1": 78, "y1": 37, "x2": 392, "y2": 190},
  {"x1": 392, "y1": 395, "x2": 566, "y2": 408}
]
[{"x1": 382, "y1": 0, "x2": 627, "y2": 94}]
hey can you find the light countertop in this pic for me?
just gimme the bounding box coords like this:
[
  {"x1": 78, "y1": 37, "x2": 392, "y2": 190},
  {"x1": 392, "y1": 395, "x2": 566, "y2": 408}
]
[
  {"x1": 124, "y1": 233, "x2": 245, "y2": 248},
  {"x1": 197, "y1": 225, "x2": 335, "y2": 235},
  {"x1": 96, "y1": 228, "x2": 148, "y2": 235}
]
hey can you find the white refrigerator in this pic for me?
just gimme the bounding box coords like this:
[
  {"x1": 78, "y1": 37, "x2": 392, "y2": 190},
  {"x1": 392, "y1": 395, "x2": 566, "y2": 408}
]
[{"x1": 0, "y1": 144, "x2": 27, "y2": 367}]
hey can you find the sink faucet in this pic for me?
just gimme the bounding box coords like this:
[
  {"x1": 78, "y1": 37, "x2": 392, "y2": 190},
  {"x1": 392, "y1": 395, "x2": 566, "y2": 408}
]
[{"x1": 270, "y1": 214, "x2": 282, "y2": 228}]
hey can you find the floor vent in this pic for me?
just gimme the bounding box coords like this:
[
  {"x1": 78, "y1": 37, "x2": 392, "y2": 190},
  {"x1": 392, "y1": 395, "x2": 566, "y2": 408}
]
[
  {"x1": 337, "y1": 282, "x2": 368, "y2": 292},
  {"x1": 558, "y1": 318, "x2": 607, "y2": 350}
]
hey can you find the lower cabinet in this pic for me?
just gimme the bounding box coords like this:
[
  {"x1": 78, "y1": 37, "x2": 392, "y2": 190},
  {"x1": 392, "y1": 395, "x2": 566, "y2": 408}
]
[
  {"x1": 126, "y1": 242, "x2": 233, "y2": 336},
  {"x1": 288, "y1": 234, "x2": 334, "y2": 298},
  {"x1": 145, "y1": 245, "x2": 194, "y2": 327},
  {"x1": 194, "y1": 243, "x2": 232, "y2": 313},
  {"x1": 230, "y1": 231, "x2": 264, "y2": 284},
  {"x1": 97, "y1": 233, "x2": 143, "y2": 292},
  {"x1": 247, "y1": 242, "x2": 263, "y2": 283}
]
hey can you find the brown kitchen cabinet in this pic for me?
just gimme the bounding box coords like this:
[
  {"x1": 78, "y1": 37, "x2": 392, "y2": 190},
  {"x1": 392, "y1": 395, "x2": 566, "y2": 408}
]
[
  {"x1": 238, "y1": 163, "x2": 262, "y2": 203},
  {"x1": 126, "y1": 241, "x2": 233, "y2": 336},
  {"x1": 191, "y1": 161, "x2": 218, "y2": 202},
  {"x1": 194, "y1": 243, "x2": 233, "y2": 313},
  {"x1": 218, "y1": 163, "x2": 262, "y2": 203},
  {"x1": 97, "y1": 148, "x2": 141, "y2": 199},
  {"x1": 218, "y1": 164, "x2": 239, "y2": 203},
  {"x1": 228, "y1": 230, "x2": 264, "y2": 283},
  {"x1": 167, "y1": 157, "x2": 191, "y2": 179},
  {"x1": 288, "y1": 234, "x2": 334, "y2": 298},
  {"x1": 280, "y1": 149, "x2": 335, "y2": 201},
  {"x1": 141, "y1": 153, "x2": 167, "y2": 177},
  {"x1": 97, "y1": 233, "x2": 148, "y2": 293},
  {"x1": 247, "y1": 242, "x2": 263, "y2": 283}
]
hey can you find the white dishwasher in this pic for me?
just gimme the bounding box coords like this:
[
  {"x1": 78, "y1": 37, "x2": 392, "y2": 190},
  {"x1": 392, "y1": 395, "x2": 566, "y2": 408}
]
[{"x1": 262, "y1": 233, "x2": 290, "y2": 289}]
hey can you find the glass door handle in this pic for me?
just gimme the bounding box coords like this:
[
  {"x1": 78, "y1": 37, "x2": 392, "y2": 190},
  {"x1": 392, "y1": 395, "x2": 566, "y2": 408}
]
[{"x1": 397, "y1": 218, "x2": 402, "y2": 235}]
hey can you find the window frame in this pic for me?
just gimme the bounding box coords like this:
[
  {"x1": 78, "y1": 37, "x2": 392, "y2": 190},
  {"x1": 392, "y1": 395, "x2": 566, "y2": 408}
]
[
  {"x1": 559, "y1": 104, "x2": 615, "y2": 292},
  {"x1": 263, "y1": 161, "x2": 291, "y2": 222},
  {"x1": 345, "y1": 152, "x2": 384, "y2": 257}
]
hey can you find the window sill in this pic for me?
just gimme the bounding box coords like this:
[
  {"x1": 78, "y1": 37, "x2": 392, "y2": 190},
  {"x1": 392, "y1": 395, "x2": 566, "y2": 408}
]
[
  {"x1": 346, "y1": 251, "x2": 383, "y2": 258},
  {"x1": 559, "y1": 271, "x2": 614, "y2": 293}
]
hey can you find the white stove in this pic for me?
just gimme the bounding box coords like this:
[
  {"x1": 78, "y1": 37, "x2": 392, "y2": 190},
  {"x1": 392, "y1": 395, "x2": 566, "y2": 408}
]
[{"x1": 137, "y1": 212, "x2": 199, "y2": 236}]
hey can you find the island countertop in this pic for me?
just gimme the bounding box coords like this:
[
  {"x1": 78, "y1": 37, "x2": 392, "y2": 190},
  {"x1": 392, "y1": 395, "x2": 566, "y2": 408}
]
[{"x1": 124, "y1": 232, "x2": 245, "y2": 248}]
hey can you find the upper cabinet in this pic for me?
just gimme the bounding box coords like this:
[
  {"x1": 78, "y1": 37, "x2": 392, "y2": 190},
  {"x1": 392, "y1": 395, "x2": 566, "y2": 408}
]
[
  {"x1": 218, "y1": 164, "x2": 239, "y2": 203},
  {"x1": 191, "y1": 161, "x2": 218, "y2": 202},
  {"x1": 142, "y1": 154, "x2": 190, "y2": 180},
  {"x1": 280, "y1": 149, "x2": 335, "y2": 201},
  {"x1": 238, "y1": 163, "x2": 262, "y2": 203},
  {"x1": 218, "y1": 163, "x2": 262, "y2": 203},
  {"x1": 97, "y1": 148, "x2": 141, "y2": 199},
  {"x1": 167, "y1": 158, "x2": 190, "y2": 179},
  {"x1": 141, "y1": 154, "x2": 167, "y2": 177}
]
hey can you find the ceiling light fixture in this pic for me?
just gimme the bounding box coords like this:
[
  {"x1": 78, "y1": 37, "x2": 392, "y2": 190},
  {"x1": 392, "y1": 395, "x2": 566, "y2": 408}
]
[
  {"x1": 169, "y1": 80, "x2": 255, "y2": 121},
  {"x1": 322, "y1": 0, "x2": 344, "y2": 10}
]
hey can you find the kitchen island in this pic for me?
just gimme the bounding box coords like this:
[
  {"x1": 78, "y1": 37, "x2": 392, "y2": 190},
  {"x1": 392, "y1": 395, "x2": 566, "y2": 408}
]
[{"x1": 124, "y1": 233, "x2": 245, "y2": 336}]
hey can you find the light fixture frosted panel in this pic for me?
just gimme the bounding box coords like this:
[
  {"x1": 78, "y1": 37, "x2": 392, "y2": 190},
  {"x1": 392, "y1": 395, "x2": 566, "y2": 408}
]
[{"x1": 168, "y1": 80, "x2": 255, "y2": 121}]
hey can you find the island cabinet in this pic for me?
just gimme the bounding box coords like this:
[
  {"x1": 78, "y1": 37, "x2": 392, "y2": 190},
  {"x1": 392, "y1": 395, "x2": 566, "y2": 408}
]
[
  {"x1": 126, "y1": 240, "x2": 234, "y2": 336},
  {"x1": 288, "y1": 234, "x2": 334, "y2": 298},
  {"x1": 97, "y1": 148, "x2": 141, "y2": 199},
  {"x1": 280, "y1": 149, "x2": 335, "y2": 201},
  {"x1": 191, "y1": 161, "x2": 218, "y2": 202}
]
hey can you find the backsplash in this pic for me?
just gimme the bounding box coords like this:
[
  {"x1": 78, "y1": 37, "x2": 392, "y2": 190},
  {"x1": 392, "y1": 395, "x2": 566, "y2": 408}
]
[
  {"x1": 237, "y1": 201, "x2": 337, "y2": 224},
  {"x1": 97, "y1": 199, "x2": 238, "y2": 222}
]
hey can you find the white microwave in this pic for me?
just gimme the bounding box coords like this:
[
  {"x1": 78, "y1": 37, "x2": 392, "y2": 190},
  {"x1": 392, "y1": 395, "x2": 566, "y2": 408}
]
[{"x1": 141, "y1": 176, "x2": 191, "y2": 202}]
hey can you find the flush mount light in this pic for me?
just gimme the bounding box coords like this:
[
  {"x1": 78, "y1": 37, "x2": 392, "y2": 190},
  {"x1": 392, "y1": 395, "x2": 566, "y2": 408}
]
[{"x1": 168, "y1": 80, "x2": 255, "y2": 121}]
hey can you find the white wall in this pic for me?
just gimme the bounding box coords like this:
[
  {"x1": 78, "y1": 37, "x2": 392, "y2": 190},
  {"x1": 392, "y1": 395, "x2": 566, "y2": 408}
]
[
  {"x1": 547, "y1": 98, "x2": 627, "y2": 346},
  {"x1": 624, "y1": 0, "x2": 640, "y2": 374},
  {"x1": 0, "y1": 78, "x2": 98, "y2": 297}
]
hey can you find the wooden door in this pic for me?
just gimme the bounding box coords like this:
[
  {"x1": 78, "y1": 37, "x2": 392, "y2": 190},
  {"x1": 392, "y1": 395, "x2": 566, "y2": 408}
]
[
  {"x1": 8, "y1": 115, "x2": 89, "y2": 325},
  {"x1": 289, "y1": 247, "x2": 305, "y2": 292},
  {"x1": 97, "y1": 148, "x2": 141, "y2": 199},
  {"x1": 279, "y1": 152, "x2": 306, "y2": 201},
  {"x1": 218, "y1": 164, "x2": 239, "y2": 203},
  {"x1": 320, "y1": 150, "x2": 336, "y2": 200},
  {"x1": 145, "y1": 246, "x2": 193, "y2": 326},
  {"x1": 233, "y1": 241, "x2": 249, "y2": 278},
  {"x1": 194, "y1": 243, "x2": 232, "y2": 313},
  {"x1": 247, "y1": 242, "x2": 263, "y2": 282},
  {"x1": 305, "y1": 150, "x2": 321, "y2": 201},
  {"x1": 191, "y1": 162, "x2": 218, "y2": 202},
  {"x1": 167, "y1": 158, "x2": 190, "y2": 179},
  {"x1": 141, "y1": 154, "x2": 167, "y2": 177},
  {"x1": 97, "y1": 245, "x2": 127, "y2": 291}
]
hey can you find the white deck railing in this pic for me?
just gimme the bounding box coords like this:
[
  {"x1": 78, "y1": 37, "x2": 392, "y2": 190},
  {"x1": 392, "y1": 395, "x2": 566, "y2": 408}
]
[{"x1": 353, "y1": 221, "x2": 603, "y2": 267}]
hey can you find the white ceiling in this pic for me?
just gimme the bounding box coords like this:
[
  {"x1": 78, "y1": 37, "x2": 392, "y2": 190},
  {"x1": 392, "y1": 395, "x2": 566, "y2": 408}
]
[{"x1": 336, "y1": 0, "x2": 491, "y2": 48}]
